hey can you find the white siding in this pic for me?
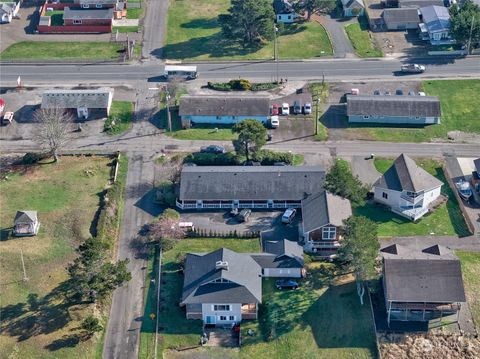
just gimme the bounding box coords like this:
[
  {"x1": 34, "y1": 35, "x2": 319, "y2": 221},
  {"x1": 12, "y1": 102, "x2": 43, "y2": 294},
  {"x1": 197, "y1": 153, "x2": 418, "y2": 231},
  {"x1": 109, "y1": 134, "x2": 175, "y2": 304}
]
[
  {"x1": 263, "y1": 268, "x2": 302, "y2": 278},
  {"x1": 373, "y1": 187, "x2": 401, "y2": 208},
  {"x1": 423, "y1": 186, "x2": 442, "y2": 207},
  {"x1": 201, "y1": 303, "x2": 242, "y2": 324}
]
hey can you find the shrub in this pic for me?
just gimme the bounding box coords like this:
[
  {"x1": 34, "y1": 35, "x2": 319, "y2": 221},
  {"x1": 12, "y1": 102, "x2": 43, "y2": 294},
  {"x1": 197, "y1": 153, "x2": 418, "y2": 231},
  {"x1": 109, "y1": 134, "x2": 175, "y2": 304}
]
[
  {"x1": 229, "y1": 79, "x2": 251, "y2": 91},
  {"x1": 162, "y1": 208, "x2": 180, "y2": 220},
  {"x1": 250, "y1": 82, "x2": 279, "y2": 91},
  {"x1": 184, "y1": 152, "x2": 243, "y2": 166},
  {"x1": 251, "y1": 149, "x2": 294, "y2": 165},
  {"x1": 155, "y1": 181, "x2": 176, "y2": 206},
  {"x1": 81, "y1": 315, "x2": 103, "y2": 336},
  {"x1": 159, "y1": 237, "x2": 175, "y2": 251},
  {"x1": 207, "y1": 82, "x2": 233, "y2": 91},
  {"x1": 22, "y1": 152, "x2": 49, "y2": 164}
]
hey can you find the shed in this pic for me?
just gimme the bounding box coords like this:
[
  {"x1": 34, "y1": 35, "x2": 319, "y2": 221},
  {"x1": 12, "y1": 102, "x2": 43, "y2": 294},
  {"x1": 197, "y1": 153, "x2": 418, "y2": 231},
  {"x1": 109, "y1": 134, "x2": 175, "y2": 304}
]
[{"x1": 13, "y1": 211, "x2": 40, "y2": 236}]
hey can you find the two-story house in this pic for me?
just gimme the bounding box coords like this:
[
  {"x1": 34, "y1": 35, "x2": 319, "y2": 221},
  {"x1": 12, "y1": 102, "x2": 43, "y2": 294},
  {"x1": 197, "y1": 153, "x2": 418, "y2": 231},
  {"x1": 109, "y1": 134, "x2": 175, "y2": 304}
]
[
  {"x1": 373, "y1": 154, "x2": 443, "y2": 221},
  {"x1": 273, "y1": 0, "x2": 298, "y2": 23},
  {"x1": 300, "y1": 191, "x2": 352, "y2": 256},
  {"x1": 419, "y1": 5, "x2": 454, "y2": 45}
]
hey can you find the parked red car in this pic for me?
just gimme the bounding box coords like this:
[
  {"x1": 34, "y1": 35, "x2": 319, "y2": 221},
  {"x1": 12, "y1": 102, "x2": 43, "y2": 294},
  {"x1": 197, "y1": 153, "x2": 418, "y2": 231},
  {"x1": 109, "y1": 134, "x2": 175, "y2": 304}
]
[{"x1": 270, "y1": 103, "x2": 280, "y2": 115}]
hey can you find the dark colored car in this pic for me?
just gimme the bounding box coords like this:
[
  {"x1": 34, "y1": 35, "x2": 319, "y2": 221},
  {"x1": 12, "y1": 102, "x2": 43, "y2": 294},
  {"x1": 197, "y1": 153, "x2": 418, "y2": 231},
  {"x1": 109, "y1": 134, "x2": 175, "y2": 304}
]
[
  {"x1": 275, "y1": 279, "x2": 299, "y2": 290},
  {"x1": 200, "y1": 145, "x2": 226, "y2": 154},
  {"x1": 395, "y1": 89, "x2": 404, "y2": 96},
  {"x1": 236, "y1": 209, "x2": 251, "y2": 222}
]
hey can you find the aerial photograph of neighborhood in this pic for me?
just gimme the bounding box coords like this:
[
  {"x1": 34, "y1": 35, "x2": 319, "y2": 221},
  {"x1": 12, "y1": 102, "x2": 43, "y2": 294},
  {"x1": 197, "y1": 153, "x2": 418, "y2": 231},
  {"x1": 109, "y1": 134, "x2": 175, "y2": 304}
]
[{"x1": 0, "y1": 0, "x2": 479, "y2": 358}]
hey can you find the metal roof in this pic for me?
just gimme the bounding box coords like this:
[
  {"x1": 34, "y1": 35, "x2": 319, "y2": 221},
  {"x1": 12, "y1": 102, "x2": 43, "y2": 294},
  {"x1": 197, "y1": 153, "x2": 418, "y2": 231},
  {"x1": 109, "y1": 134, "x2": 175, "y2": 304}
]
[
  {"x1": 164, "y1": 65, "x2": 197, "y2": 72},
  {"x1": 63, "y1": 7, "x2": 114, "y2": 20},
  {"x1": 383, "y1": 8, "x2": 420, "y2": 23},
  {"x1": 41, "y1": 88, "x2": 113, "y2": 109},
  {"x1": 179, "y1": 95, "x2": 270, "y2": 117},
  {"x1": 420, "y1": 5, "x2": 450, "y2": 33},
  {"x1": 14, "y1": 211, "x2": 37, "y2": 223}
]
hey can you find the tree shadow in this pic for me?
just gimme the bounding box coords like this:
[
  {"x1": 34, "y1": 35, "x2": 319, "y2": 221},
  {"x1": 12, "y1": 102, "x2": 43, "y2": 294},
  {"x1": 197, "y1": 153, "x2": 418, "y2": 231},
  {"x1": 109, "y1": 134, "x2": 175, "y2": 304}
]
[
  {"x1": 44, "y1": 334, "x2": 81, "y2": 351},
  {"x1": 180, "y1": 18, "x2": 219, "y2": 30},
  {"x1": 134, "y1": 188, "x2": 164, "y2": 218}
]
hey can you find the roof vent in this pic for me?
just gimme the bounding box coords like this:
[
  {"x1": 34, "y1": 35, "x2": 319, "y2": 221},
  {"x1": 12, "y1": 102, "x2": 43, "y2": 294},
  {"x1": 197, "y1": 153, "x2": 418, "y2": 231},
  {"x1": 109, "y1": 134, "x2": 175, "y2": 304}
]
[{"x1": 215, "y1": 260, "x2": 229, "y2": 270}]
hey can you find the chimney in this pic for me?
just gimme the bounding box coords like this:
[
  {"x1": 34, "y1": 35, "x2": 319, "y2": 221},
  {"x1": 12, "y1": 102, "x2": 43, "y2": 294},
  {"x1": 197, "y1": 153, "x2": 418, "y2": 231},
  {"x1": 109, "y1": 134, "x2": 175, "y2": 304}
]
[{"x1": 215, "y1": 260, "x2": 229, "y2": 270}]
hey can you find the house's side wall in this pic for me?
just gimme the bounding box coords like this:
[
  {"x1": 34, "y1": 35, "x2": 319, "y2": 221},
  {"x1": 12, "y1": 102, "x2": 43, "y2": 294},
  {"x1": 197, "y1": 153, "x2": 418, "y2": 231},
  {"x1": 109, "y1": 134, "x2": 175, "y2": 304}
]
[
  {"x1": 344, "y1": 5, "x2": 364, "y2": 17},
  {"x1": 348, "y1": 114, "x2": 440, "y2": 124},
  {"x1": 202, "y1": 303, "x2": 242, "y2": 324},
  {"x1": 422, "y1": 186, "x2": 442, "y2": 207},
  {"x1": 263, "y1": 267, "x2": 302, "y2": 278},
  {"x1": 181, "y1": 115, "x2": 268, "y2": 125},
  {"x1": 373, "y1": 187, "x2": 401, "y2": 208},
  {"x1": 64, "y1": 18, "x2": 112, "y2": 26},
  {"x1": 276, "y1": 13, "x2": 297, "y2": 23},
  {"x1": 384, "y1": 19, "x2": 420, "y2": 30}
]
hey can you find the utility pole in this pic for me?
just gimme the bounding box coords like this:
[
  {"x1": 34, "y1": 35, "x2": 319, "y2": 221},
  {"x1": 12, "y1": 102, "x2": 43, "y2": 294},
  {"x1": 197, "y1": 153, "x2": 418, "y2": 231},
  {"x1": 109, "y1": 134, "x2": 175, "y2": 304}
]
[
  {"x1": 315, "y1": 97, "x2": 319, "y2": 136},
  {"x1": 153, "y1": 247, "x2": 162, "y2": 359},
  {"x1": 165, "y1": 87, "x2": 172, "y2": 132},
  {"x1": 20, "y1": 250, "x2": 28, "y2": 282},
  {"x1": 273, "y1": 24, "x2": 279, "y2": 83},
  {"x1": 467, "y1": 15, "x2": 475, "y2": 55}
]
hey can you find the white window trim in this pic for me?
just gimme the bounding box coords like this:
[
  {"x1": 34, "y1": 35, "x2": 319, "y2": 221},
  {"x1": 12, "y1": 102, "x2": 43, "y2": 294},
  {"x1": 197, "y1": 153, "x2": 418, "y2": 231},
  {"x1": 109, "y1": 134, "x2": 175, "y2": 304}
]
[
  {"x1": 322, "y1": 226, "x2": 336, "y2": 240},
  {"x1": 212, "y1": 304, "x2": 231, "y2": 311},
  {"x1": 73, "y1": 19, "x2": 82, "y2": 25},
  {"x1": 96, "y1": 3, "x2": 102, "y2": 8},
  {"x1": 363, "y1": 115, "x2": 370, "y2": 119},
  {"x1": 82, "y1": 3, "x2": 89, "y2": 8}
]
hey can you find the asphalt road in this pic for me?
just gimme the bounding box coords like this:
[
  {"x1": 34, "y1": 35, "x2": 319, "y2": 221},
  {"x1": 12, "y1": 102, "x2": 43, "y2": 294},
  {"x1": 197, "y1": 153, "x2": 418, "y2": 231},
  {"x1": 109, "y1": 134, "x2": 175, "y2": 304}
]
[{"x1": 2, "y1": 57, "x2": 479, "y2": 86}]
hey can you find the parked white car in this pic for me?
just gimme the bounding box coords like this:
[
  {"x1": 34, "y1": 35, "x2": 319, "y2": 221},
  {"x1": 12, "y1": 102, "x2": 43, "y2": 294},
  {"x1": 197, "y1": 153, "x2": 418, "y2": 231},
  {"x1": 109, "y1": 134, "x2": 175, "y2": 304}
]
[
  {"x1": 281, "y1": 208, "x2": 296, "y2": 224},
  {"x1": 303, "y1": 103, "x2": 312, "y2": 114},
  {"x1": 270, "y1": 116, "x2": 279, "y2": 128},
  {"x1": 281, "y1": 103, "x2": 290, "y2": 115}
]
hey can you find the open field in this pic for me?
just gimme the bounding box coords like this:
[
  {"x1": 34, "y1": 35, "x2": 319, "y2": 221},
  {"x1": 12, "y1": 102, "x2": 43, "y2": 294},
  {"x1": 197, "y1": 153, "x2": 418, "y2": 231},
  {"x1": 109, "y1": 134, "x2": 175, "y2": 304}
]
[
  {"x1": 346, "y1": 80, "x2": 480, "y2": 142},
  {"x1": 104, "y1": 101, "x2": 134, "y2": 135},
  {"x1": 139, "y1": 238, "x2": 261, "y2": 358},
  {"x1": 164, "y1": 0, "x2": 332, "y2": 60},
  {"x1": 355, "y1": 158, "x2": 470, "y2": 237},
  {"x1": 456, "y1": 251, "x2": 480, "y2": 332},
  {"x1": 0, "y1": 42, "x2": 124, "y2": 61},
  {"x1": 0, "y1": 156, "x2": 114, "y2": 358},
  {"x1": 344, "y1": 19, "x2": 382, "y2": 58}
]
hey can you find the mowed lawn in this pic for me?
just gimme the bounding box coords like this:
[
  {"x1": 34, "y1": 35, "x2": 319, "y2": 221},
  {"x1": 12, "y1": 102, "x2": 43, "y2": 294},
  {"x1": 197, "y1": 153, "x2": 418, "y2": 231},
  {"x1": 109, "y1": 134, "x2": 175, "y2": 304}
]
[
  {"x1": 354, "y1": 158, "x2": 470, "y2": 238},
  {"x1": 164, "y1": 0, "x2": 332, "y2": 60},
  {"x1": 0, "y1": 42, "x2": 124, "y2": 61},
  {"x1": 456, "y1": 251, "x2": 480, "y2": 332},
  {"x1": 346, "y1": 80, "x2": 480, "y2": 142},
  {"x1": 344, "y1": 20, "x2": 382, "y2": 58},
  {"x1": 0, "y1": 156, "x2": 111, "y2": 358},
  {"x1": 104, "y1": 101, "x2": 134, "y2": 135},
  {"x1": 139, "y1": 238, "x2": 261, "y2": 358}
]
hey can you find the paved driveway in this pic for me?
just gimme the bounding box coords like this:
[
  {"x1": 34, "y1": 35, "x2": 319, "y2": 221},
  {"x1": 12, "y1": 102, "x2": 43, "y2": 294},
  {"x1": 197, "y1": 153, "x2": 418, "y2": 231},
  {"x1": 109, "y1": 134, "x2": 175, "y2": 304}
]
[
  {"x1": 312, "y1": 14, "x2": 356, "y2": 58},
  {"x1": 350, "y1": 155, "x2": 381, "y2": 186}
]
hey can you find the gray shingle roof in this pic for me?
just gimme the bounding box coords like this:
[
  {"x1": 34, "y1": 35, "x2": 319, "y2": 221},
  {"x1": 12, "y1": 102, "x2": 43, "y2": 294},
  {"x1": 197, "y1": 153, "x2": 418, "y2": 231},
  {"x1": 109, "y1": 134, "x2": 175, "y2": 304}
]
[
  {"x1": 381, "y1": 244, "x2": 465, "y2": 303},
  {"x1": 63, "y1": 7, "x2": 114, "y2": 20},
  {"x1": 383, "y1": 8, "x2": 420, "y2": 23},
  {"x1": 374, "y1": 154, "x2": 443, "y2": 192},
  {"x1": 251, "y1": 239, "x2": 304, "y2": 268},
  {"x1": 273, "y1": 0, "x2": 294, "y2": 14},
  {"x1": 14, "y1": 211, "x2": 37, "y2": 224},
  {"x1": 181, "y1": 248, "x2": 262, "y2": 304},
  {"x1": 346, "y1": 95, "x2": 441, "y2": 118},
  {"x1": 474, "y1": 158, "x2": 480, "y2": 173},
  {"x1": 399, "y1": 0, "x2": 443, "y2": 8},
  {"x1": 41, "y1": 88, "x2": 113, "y2": 109},
  {"x1": 179, "y1": 166, "x2": 325, "y2": 201},
  {"x1": 301, "y1": 191, "x2": 352, "y2": 233},
  {"x1": 179, "y1": 95, "x2": 270, "y2": 117}
]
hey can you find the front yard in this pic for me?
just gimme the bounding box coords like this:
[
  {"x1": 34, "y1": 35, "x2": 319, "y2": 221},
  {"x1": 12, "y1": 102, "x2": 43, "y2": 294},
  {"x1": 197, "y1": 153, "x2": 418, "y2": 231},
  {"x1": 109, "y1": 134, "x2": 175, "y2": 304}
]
[
  {"x1": 0, "y1": 155, "x2": 125, "y2": 358},
  {"x1": 353, "y1": 158, "x2": 470, "y2": 238},
  {"x1": 456, "y1": 251, "x2": 480, "y2": 332},
  {"x1": 104, "y1": 101, "x2": 134, "y2": 135},
  {"x1": 0, "y1": 42, "x2": 124, "y2": 61},
  {"x1": 344, "y1": 18, "x2": 382, "y2": 58},
  {"x1": 164, "y1": 0, "x2": 333, "y2": 60}
]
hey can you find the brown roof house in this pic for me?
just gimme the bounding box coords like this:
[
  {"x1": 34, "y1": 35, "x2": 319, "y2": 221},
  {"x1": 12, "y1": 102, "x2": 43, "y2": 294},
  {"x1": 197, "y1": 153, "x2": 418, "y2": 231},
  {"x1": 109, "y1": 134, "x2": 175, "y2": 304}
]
[
  {"x1": 301, "y1": 191, "x2": 352, "y2": 256},
  {"x1": 13, "y1": 211, "x2": 40, "y2": 236},
  {"x1": 373, "y1": 154, "x2": 443, "y2": 221},
  {"x1": 381, "y1": 243, "x2": 466, "y2": 326}
]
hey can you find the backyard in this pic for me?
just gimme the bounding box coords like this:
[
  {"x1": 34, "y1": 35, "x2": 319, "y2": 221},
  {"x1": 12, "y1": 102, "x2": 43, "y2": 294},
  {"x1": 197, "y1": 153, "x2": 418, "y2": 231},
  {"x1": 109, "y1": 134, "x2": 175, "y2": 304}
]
[
  {"x1": 0, "y1": 156, "x2": 120, "y2": 358},
  {"x1": 353, "y1": 158, "x2": 470, "y2": 238},
  {"x1": 456, "y1": 251, "x2": 480, "y2": 332},
  {"x1": 344, "y1": 18, "x2": 382, "y2": 58},
  {"x1": 0, "y1": 42, "x2": 124, "y2": 61},
  {"x1": 163, "y1": 0, "x2": 333, "y2": 60},
  {"x1": 345, "y1": 79, "x2": 480, "y2": 142},
  {"x1": 104, "y1": 101, "x2": 134, "y2": 135}
]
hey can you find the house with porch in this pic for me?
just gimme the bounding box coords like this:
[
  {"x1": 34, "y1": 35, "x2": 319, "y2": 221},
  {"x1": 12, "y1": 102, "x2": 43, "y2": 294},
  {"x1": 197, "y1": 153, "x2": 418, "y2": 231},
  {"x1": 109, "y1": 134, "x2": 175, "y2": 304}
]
[
  {"x1": 13, "y1": 211, "x2": 40, "y2": 237},
  {"x1": 419, "y1": 5, "x2": 454, "y2": 45},
  {"x1": 301, "y1": 191, "x2": 352, "y2": 256},
  {"x1": 177, "y1": 166, "x2": 325, "y2": 210},
  {"x1": 178, "y1": 95, "x2": 270, "y2": 127},
  {"x1": 273, "y1": 0, "x2": 298, "y2": 23},
  {"x1": 471, "y1": 158, "x2": 480, "y2": 192},
  {"x1": 341, "y1": 0, "x2": 365, "y2": 17},
  {"x1": 251, "y1": 239, "x2": 305, "y2": 278},
  {"x1": 373, "y1": 154, "x2": 443, "y2": 221},
  {"x1": 381, "y1": 243, "x2": 466, "y2": 326},
  {"x1": 346, "y1": 95, "x2": 441, "y2": 125},
  {"x1": 41, "y1": 88, "x2": 114, "y2": 119},
  {"x1": 0, "y1": 1, "x2": 20, "y2": 23}
]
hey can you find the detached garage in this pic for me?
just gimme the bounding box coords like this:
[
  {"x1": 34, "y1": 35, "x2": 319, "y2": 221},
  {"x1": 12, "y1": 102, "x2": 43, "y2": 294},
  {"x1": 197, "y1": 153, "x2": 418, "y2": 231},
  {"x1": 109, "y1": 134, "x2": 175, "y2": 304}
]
[{"x1": 382, "y1": 8, "x2": 420, "y2": 30}]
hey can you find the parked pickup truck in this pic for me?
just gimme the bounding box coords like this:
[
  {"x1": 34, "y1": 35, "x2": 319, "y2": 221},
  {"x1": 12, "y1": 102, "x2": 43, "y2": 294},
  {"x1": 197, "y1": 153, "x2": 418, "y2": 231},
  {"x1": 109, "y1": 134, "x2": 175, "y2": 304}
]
[{"x1": 401, "y1": 64, "x2": 426, "y2": 73}]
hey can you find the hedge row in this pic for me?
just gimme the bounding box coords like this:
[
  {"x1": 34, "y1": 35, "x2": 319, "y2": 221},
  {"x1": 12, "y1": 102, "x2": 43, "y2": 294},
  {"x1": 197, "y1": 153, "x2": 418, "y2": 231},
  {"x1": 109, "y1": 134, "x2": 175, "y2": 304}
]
[
  {"x1": 251, "y1": 149, "x2": 294, "y2": 165},
  {"x1": 207, "y1": 79, "x2": 279, "y2": 92},
  {"x1": 184, "y1": 152, "x2": 244, "y2": 166}
]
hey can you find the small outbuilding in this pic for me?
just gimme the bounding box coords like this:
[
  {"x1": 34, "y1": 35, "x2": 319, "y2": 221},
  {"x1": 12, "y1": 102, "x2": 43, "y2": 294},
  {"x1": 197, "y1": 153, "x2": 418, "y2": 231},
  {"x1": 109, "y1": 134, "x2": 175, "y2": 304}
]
[
  {"x1": 13, "y1": 211, "x2": 40, "y2": 236},
  {"x1": 382, "y1": 8, "x2": 420, "y2": 30}
]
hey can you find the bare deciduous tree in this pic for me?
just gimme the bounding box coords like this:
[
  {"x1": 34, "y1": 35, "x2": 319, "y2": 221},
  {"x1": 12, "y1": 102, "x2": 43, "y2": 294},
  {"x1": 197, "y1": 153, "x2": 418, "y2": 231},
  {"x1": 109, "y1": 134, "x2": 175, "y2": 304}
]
[
  {"x1": 33, "y1": 108, "x2": 74, "y2": 162},
  {"x1": 148, "y1": 215, "x2": 186, "y2": 241}
]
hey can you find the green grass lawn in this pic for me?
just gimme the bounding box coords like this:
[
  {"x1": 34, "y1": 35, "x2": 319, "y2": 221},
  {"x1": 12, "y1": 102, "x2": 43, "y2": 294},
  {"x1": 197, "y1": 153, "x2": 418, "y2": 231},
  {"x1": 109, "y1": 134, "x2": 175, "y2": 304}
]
[
  {"x1": 456, "y1": 251, "x2": 480, "y2": 332},
  {"x1": 104, "y1": 101, "x2": 134, "y2": 135},
  {"x1": 0, "y1": 42, "x2": 124, "y2": 61},
  {"x1": 164, "y1": 0, "x2": 332, "y2": 60},
  {"x1": 127, "y1": 7, "x2": 143, "y2": 19},
  {"x1": 344, "y1": 20, "x2": 382, "y2": 58},
  {"x1": 345, "y1": 80, "x2": 480, "y2": 142},
  {"x1": 112, "y1": 25, "x2": 140, "y2": 33},
  {"x1": 0, "y1": 156, "x2": 113, "y2": 358},
  {"x1": 357, "y1": 158, "x2": 470, "y2": 237},
  {"x1": 139, "y1": 238, "x2": 261, "y2": 358}
]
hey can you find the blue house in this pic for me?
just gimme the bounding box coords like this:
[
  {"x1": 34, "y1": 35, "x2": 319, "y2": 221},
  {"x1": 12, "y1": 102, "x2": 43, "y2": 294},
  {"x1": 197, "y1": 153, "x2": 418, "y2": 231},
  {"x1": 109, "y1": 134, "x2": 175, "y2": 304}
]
[
  {"x1": 419, "y1": 5, "x2": 454, "y2": 45},
  {"x1": 273, "y1": 0, "x2": 298, "y2": 23},
  {"x1": 346, "y1": 95, "x2": 441, "y2": 125},
  {"x1": 179, "y1": 95, "x2": 270, "y2": 126}
]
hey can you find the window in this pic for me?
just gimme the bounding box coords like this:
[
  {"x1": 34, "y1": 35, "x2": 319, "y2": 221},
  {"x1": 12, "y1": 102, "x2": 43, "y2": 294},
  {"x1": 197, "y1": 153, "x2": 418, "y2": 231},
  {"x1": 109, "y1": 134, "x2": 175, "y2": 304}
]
[
  {"x1": 73, "y1": 19, "x2": 82, "y2": 25},
  {"x1": 219, "y1": 316, "x2": 227, "y2": 321},
  {"x1": 213, "y1": 305, "x2": 230, "y2": 311},
  {"x1": 287, "y1": 15, "x2": 291, "y2": 19},
  {"x1": 82, "y1": 3, "x2": 89, "y2": 8},
  {"x1": 229, "y1": 316, "x2": 235, "y2": 321},
  {"x1": 96, "y1": 3, "x2": 102, "y2": 7},
  {"x1": 322, "y1": 226, "x2": 336, "y2": 240},
  {"x1": 382, "y1": 192, "x2": 388, "y2": 199},
  {"x1": 363, "y1": 115, "x2": 370, "y2": 119}
]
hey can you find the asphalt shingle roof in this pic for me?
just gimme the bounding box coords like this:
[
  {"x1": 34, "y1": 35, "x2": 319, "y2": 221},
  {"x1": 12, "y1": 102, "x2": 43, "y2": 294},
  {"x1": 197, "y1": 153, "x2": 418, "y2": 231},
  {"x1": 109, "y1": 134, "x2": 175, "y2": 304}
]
[
  {"x1": 41, "y1": 88, "x2": 113, "y2": 109},
  {"x1": 373, "y1": 153, "x2": 443, "y2": 192},
  {"x1": 301, "y1": 191, "x2": 352, "y2": 233},
  {"x1": 383, "y1": 8, "x2": 420, "y2": 23},
  {"x1": 181, "y1": 248, "x2": 262, "y2": 304},
  {"x1": 250, "y1": 239, "x2": 304, "y2": 269},
  {"x1": 63, "y1": 7, "x2": 114, "y2": 20},
  {"x1": 179, "y1": 95, "x2": 270, "y2": 117},
  {"x1": 179, "y1": 166, "x2": 325, "y2": 201},
  {"x1": 347, "y1": 95, "x2": 441, "y2": 118},
  {"x1": 399, "y1": 0, "x2": 443, "y2": 8}
]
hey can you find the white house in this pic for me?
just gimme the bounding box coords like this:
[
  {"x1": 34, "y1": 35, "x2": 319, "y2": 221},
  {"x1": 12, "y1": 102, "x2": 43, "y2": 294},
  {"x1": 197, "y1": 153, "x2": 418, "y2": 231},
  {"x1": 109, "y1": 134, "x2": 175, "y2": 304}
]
[
  {"x1": 273, "y1": 0, "x2": 298, "y2": 23},
  {"x1": 419, "y1": 5, "x2": 454, "y2": 45},
  {"x1": 179, "y1": 95, "x2": 270, "y2": 126},
  {"x1": 0, "y1": 1, "x2": 20, "y2": 24},
  {"x1": 251, "y1": 239, "x2": 304, "y2": 278},
  {"x1": 373, "y1": 154, "x2": 443, "y2": 221}
]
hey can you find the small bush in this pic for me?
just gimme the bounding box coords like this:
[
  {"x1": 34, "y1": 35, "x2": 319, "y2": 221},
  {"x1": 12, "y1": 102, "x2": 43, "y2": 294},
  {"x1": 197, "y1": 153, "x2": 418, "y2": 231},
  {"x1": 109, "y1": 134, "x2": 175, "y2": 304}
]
[
  {"x1": 251, "y1": 149, "x2": 294, "y2": 165},
  {"x1": 184, "y1": 152, "x2": 243, "y2": 166},
  {"x1": 207, "y1": 82, "x2": 233, "y2": 91},
  {"x1": 81, "y1": 315, "x2": 103, "y2": 336},
  {"x1": 155, "y1": 181, "x2": 176, "y2": 206},
  {"x1": 251, "y1": 82, "x2": 279, "y2": 91},
  {"x1": 162, "y1": 208, "x2": 180, "y2": 220},
  {"x1": 22, "y1": 152, "x2": 49, "y2": 164},
  {"x1": 229, "y1": 79, "x2": 251, "y2": 91},
  {"x1": 159, "y1": 237, "x2": 175, "y2": 251}
]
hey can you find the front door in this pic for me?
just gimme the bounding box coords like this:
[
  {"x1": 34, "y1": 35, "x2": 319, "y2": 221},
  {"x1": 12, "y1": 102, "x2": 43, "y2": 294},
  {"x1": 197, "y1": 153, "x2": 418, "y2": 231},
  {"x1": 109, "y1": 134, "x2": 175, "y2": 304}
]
[{"x1": 205, "y1": 315, "x2": 216, "y2": 325}]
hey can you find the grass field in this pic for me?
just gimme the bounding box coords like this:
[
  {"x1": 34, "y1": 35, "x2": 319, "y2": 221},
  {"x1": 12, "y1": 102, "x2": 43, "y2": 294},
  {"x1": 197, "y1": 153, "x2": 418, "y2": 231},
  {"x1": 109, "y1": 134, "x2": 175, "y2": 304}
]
[
  {"x1": 345, "y1": 21, "x2": 383, "y2": 58},
  {"x1": 356, "y1": 158, "x2": 470, "y2": 237},
  {"x1": 0, "y1": 42, "x2": 124, "y2": 61},
  {"x1": 112, "y1": 26, "x2": 140, "y2": 33},
  {"x1": 456, "y1": 251, "x2": 480, "y2": 332},
  {"x1": 0, "y1": 156, "x2": 113, "y2": 358},
  {"x1": 164, "y1": 0, "x2": 332, "y2": 60},
  {"x1": 104, "y1": 101, "x2": 134, "y2": 135},
  {"x1": 345, "y1": 80, "x2": 480, "y2": 142},
  {"x1": 139, "y1": 238, "x2": 261, "y2": 358},
  {"x1": 127, "y1": 7, "x2": 143, "y2": 19}
]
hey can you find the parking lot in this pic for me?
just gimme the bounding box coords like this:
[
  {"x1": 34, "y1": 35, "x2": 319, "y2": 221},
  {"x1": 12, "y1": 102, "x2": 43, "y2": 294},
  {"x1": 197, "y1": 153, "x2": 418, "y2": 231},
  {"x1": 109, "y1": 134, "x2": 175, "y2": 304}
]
[{"x1": 180, "y1": 210, "x2": 301, "y2": 242}]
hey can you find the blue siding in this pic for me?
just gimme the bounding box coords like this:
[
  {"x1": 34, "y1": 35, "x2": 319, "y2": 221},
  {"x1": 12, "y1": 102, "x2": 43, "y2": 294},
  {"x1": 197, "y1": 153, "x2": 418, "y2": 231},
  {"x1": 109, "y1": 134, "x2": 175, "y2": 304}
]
[
  {"x1": 348, "y1": 115, "x2": 440, "y2": 124},
  {"x1": 182, "y1": 115, "x2": 269, "y2": 124}
]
